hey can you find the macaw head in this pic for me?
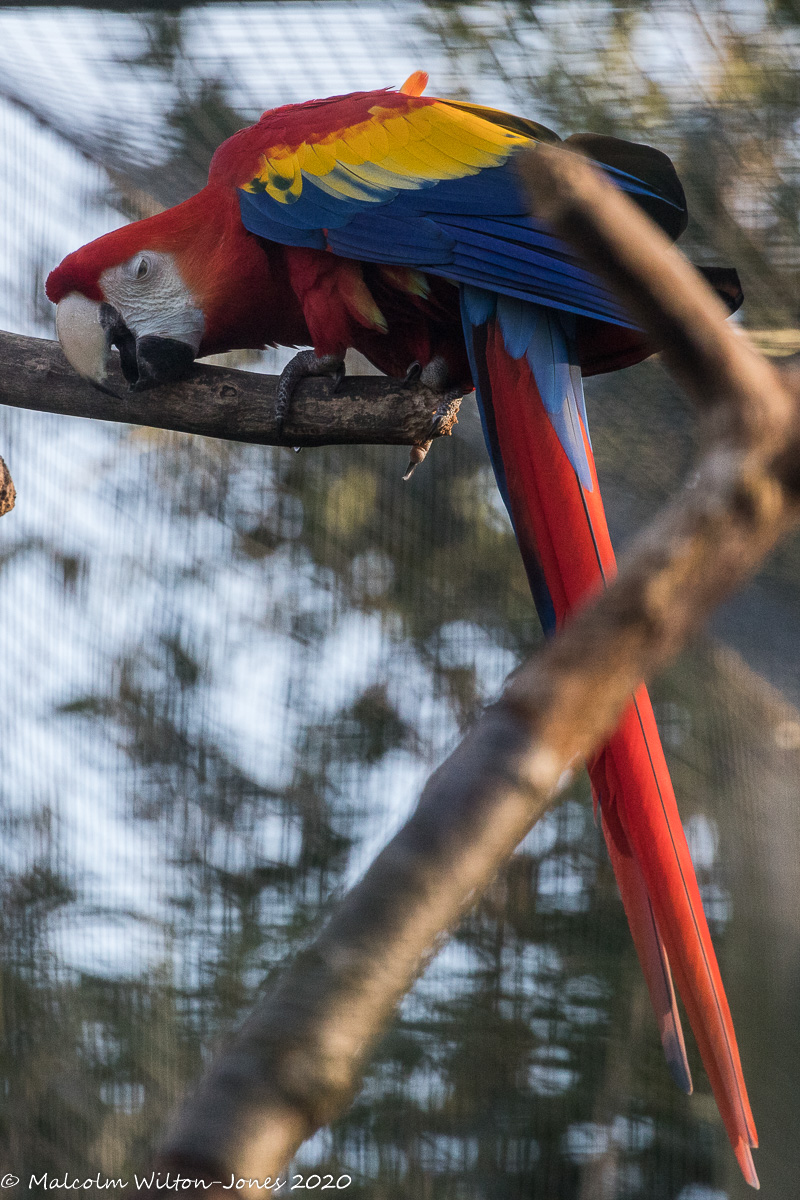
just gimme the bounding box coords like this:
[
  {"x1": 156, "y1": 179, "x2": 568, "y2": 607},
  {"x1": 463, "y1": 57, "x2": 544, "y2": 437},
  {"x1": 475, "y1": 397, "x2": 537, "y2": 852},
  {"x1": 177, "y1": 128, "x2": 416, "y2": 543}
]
[{"x1": 46, "y1": 184, "x2": 272, "y2": 393}]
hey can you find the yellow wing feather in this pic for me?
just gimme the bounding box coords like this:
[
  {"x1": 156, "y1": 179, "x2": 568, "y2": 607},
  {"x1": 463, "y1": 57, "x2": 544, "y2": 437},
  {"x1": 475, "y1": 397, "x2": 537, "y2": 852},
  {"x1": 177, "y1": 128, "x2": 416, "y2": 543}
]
[
  {"x1": 245, "y1": 92, "x2": 545, "y2": 206},
  {"x1": 362, "y1": 116, "x2": 392, "y2": 160},
  {"x1": 339, "y1": 124, "x2": 375, "y2": 161}
]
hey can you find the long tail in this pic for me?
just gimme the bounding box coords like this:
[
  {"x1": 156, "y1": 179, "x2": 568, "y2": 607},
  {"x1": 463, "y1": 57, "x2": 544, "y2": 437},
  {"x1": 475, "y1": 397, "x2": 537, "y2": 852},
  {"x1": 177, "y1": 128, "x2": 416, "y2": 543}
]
[{"x1": 461, "y1": 287, "x2": 758, "y2": 1187}]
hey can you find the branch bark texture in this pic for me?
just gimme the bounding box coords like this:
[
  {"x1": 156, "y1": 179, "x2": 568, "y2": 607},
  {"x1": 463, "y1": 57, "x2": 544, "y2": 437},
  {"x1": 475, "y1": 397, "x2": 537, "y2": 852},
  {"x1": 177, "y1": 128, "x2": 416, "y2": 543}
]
[
  {"x1": 0, "y1": 329, "x2": 461, "y2": 448},
  {"x1": 63, "y1": 150, "x2": 800, "y2": 1195}
]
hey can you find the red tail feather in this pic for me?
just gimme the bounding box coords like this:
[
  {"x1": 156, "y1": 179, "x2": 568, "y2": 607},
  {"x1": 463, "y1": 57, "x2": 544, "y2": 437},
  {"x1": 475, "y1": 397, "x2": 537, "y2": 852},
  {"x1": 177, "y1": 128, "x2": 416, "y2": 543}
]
[
  {"x1": 481, "y1": 321, "x2": 758, "y2": 1183},
  {"x1": 600, "y1": 698, "x2": 756, "y2": 1155},
  {"x1": 598, "y1": 773, "x2": 693, "y2": 1096}
]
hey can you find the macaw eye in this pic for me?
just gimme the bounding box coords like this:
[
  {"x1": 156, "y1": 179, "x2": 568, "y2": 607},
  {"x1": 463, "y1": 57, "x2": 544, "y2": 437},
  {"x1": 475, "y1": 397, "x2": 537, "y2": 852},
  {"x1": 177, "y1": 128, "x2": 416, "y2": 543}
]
[{"x1": 124, "y1": 253, "x2": 155, "y2": 282}]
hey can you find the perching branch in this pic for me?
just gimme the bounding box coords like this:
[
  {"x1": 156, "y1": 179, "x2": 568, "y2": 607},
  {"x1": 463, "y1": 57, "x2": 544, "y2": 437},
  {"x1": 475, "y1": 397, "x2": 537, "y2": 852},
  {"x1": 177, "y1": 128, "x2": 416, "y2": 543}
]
[
  {"x1": 138, "y1": 146, "x2": 800, "y2": 1197},
  {"x1": 0, "y1": 330, "x2": 460, "y2": 449}
]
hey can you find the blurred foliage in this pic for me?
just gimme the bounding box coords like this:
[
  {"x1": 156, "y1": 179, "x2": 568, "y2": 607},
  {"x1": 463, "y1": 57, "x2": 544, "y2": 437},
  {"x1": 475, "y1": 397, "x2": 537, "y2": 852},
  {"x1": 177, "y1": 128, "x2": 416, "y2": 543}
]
[
  {"x1": 2, "y1": 4, "x2": 800, "y2": 1199},
  {"x1": 421, "y1": 0, "x2": 800, "y2": 328}
]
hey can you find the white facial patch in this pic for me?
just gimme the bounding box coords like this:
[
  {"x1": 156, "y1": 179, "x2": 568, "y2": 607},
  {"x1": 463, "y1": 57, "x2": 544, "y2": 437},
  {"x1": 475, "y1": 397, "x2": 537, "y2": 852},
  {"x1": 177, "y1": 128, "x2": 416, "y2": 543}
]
[{"x1": 99, "y1": 251, "x2": 204, "y2": 351}]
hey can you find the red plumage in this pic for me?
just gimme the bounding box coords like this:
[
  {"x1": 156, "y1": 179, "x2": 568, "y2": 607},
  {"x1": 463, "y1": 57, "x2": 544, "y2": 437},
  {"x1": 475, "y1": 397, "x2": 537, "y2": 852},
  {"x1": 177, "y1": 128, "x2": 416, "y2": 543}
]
[
  {"x1": 478, "y1": 318, "x2": 758, "y2": 1185},
  {"x1": 209, "y1": 89, "x2": 433, "y2": 186}
]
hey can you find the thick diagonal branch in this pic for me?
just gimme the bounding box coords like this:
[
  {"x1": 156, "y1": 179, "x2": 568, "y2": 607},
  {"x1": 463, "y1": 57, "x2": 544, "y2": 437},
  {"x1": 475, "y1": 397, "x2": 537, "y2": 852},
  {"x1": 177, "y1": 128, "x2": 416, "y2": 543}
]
[
  {"x1": 136, "y1": 149, "x2": 800, "y2": 1195},
  {"x1": 0, "y1": 330, "x2": 461, "y2": 448}
]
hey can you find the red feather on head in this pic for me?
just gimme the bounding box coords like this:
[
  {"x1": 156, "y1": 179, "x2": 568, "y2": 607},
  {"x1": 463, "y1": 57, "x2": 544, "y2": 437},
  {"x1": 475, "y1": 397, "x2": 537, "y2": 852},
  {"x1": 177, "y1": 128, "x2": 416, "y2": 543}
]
[{"x1": 46, "y1": 186, "x2": 308, "y2": 357}]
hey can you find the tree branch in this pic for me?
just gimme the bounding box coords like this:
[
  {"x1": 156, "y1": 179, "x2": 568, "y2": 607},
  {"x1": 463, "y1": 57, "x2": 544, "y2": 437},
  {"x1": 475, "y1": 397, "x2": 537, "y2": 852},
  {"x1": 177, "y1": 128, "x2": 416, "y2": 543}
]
[
  {"x1": 106, "y1": 149, "x2": 800, "y2": 1195},
  {"x1": 0, "y1": 330, "x2": 461, "y2": 448}
]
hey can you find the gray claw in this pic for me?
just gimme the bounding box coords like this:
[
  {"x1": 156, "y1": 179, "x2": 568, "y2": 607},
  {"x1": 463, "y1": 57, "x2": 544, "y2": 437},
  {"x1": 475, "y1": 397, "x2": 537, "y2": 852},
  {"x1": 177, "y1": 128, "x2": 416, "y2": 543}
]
[
  {"x1": 330, "y1": 363, "x2": 346, "y2": 394},
  {"x1": 276, "y1": 350, "x2": 346, "y2": 432},
  {"x1": 403, "y1": 360, "x2": 422, "y2": 387},
  {"x1": 403, "y1": 444, "x2": 429, "y2": 480}
]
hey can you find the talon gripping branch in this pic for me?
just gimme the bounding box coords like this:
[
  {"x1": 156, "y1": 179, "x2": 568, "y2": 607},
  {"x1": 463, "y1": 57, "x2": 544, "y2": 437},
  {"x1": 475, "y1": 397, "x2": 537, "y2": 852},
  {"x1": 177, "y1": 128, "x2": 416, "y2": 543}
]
[{"x1": 47, "y1": 71, "x2": 757, "y2": 1186}]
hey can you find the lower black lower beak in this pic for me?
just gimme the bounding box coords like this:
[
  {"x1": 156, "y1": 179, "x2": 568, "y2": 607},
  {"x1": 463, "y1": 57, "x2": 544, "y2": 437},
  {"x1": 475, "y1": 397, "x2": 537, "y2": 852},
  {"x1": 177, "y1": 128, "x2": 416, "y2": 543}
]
[{"x1": 131, "y1": 336, "x2": 196, "y2": 391}]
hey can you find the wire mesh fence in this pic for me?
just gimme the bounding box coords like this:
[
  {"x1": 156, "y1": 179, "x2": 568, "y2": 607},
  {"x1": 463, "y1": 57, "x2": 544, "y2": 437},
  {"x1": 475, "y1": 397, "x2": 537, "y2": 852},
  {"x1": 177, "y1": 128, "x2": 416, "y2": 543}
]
[{"x1": 1, "y1": 4, "x2": 799, "y2": 1198}]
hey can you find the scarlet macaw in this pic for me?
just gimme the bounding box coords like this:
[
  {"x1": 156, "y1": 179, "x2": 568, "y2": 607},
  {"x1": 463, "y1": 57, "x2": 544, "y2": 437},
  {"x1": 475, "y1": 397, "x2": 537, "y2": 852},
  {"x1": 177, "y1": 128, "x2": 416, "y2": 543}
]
[{"x1": 46, "y1": 72, "x2": 757, "y2": 1185}]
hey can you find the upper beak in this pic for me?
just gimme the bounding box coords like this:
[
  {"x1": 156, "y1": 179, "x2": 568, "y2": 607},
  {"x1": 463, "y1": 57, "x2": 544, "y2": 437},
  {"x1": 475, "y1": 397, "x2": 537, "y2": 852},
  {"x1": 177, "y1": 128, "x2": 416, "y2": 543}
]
[
  {"x1": 55, "y1": 293, "x2": 119, "y2": 395},
  {"x1": 55, "y1": 293, "x2": 196, "y2": 394}
]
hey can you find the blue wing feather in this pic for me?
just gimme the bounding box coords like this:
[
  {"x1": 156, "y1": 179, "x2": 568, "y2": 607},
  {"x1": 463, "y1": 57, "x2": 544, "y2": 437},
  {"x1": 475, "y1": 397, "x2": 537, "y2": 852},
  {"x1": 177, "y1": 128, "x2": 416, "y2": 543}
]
[
  {"x1": 239, "y1": 155, "x2": 638, "y2": 326},
  {"x1": 235, "y1": 93, "x2": 685, "y2": 330},
  {"x1": 327, "y1": 213, "x2": 453, "y2": 262},
  {"x1": 238, "y1": 192, "x2": 327, "y2": 248},
  {"x1": 462, "y1": 284, "x2": 497, "y2": 327}
]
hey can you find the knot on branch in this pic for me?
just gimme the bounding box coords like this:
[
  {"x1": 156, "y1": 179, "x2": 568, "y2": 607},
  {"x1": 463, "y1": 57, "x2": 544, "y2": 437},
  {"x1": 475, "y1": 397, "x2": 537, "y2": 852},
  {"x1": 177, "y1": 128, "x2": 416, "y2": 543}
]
[
  {"x1": 693, "y1": 450, "x2": 791, "y2": 547},
  {"x1": 276, "y1": 1041, "x2": 361, "y2": 1128}
]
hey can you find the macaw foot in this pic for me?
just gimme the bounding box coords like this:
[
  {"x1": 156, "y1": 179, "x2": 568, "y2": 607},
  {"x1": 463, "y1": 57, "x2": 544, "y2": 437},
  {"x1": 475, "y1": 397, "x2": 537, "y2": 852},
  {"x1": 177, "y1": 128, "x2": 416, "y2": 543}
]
[
  {"x1": 418, "y1": 355, "x2": 451, "y2": 392},
  {"x1": 275, "y1": 350, "x2": 346, "y2": 433},
  {"x1": 402, "y1": 355, "x2": 463, "y2": 480}
]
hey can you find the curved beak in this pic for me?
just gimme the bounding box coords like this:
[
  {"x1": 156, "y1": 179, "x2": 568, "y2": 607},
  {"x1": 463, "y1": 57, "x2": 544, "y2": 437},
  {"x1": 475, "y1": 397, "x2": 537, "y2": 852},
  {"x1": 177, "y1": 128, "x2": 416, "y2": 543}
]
[
  {"x1": 55, "y1": 292, "x2": 197, "y2": 394},
  {"x1": 55, "y1": 293, "x2": 119, "y2": 396}
]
